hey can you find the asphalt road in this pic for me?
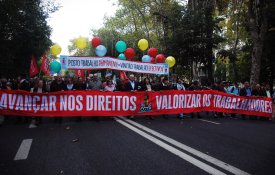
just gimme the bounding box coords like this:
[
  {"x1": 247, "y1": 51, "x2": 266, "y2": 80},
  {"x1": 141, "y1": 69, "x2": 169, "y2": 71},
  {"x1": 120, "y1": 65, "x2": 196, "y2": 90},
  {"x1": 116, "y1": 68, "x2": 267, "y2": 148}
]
[{"x1": 0, "y1": 114, "x2": 275, "y2": 175}]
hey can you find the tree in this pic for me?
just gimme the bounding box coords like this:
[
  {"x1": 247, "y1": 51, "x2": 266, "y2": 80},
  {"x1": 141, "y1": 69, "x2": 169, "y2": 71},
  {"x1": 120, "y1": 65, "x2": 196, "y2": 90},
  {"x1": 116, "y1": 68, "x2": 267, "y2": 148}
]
[{"x1": 0, "y1": 0, "x2": 58, "y2": 77}]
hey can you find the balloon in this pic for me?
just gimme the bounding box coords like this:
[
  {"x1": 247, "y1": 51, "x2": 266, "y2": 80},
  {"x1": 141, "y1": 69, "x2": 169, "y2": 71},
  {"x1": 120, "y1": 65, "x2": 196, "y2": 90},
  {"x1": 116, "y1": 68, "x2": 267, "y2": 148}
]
[
  {"x1": 165, "y1": 56, "x2": 176, "y2": 68},
  {"x1": 142, "y1": 55, "x2": 151, "y2": 63},
  {"x1": 124, "y1": 48, "x2": 135, "y2": 60},
  {"x1": 150, "y1": 57, "x2": 155, "y2": 63},
  {"x1": 148, "y1": 48, "x2": 158, "y2": 58},
  {"x1": 75, "y1": 37, "x2": 88, "y2": 49},
  {"x1": 138, "y1": 39, "x2": 148, "y2": 51},
  {"x1": 91, "y1": 37, "x2": 102, "y2": 48},
  {"x1": 50, "y1": 60, "x2": 61, "y2": 73},
  {"x1": 156, "y1": 54, "x2": 165, "y2": 63},
  {"x1": 95, "y1": 45, "x2": 107, "y2": 57},
  {"x1": 115, "y1": 40, "x2": 127, "y2": 53},
  {"x1": 118, "y1": 53, "x2": 126, "y2": 60},
  {"x1": 50, "y1": 44, "x2": 62, "y2": 56}
]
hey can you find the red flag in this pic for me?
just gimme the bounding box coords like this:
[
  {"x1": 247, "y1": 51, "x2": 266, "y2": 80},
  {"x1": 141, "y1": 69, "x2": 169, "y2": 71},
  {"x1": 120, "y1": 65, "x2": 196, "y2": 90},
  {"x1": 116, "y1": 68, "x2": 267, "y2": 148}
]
[
  {"x1": 29, "y1": 55, "x2": 39, "y2": 77},
  {"x1": 40, "y1": 54, "x2": 49, "y2": 75},
  {"x1": 75, "y1": 69, "x2": 85, "y2": 77},
  {"x1": 119, "y1": 71, "x2": 128, "y2": 82}
]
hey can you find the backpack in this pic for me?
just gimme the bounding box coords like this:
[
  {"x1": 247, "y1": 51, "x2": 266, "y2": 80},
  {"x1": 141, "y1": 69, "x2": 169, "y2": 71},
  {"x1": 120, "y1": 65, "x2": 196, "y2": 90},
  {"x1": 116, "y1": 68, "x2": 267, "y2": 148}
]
[{"x1": 231, "y1": 86, "x2": 239, "y2": 94}]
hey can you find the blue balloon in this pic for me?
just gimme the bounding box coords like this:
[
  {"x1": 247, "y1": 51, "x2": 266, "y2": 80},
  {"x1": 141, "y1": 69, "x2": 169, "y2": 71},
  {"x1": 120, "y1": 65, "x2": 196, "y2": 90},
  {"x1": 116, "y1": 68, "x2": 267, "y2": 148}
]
[
  {"x1": 115, "y1": 41, "x2": 127, "y2": 53},
  {"x1": 95, "y1": 45, "x2": 107, "y2": 57},
  {"x1": 118, "y1": 53, "x2": 126, "y2": 60},
  {"x1": 142, "y1": 55, "x2": 151, "y2": 63}
]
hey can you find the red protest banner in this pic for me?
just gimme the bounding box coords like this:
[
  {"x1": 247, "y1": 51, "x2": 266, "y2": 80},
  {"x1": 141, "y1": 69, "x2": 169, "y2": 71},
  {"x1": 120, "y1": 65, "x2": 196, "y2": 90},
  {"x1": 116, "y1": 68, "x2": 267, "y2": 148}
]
[{"x1": 0, "y1": 90, "x2": 273, "y2": 117}]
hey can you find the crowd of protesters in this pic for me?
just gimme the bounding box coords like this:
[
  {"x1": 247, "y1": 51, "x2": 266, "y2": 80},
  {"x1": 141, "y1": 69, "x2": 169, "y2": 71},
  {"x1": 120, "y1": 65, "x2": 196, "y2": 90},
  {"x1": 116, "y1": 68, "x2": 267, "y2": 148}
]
[{"x1": 0, "y1": 72, "x2": 274, "y2": 127}]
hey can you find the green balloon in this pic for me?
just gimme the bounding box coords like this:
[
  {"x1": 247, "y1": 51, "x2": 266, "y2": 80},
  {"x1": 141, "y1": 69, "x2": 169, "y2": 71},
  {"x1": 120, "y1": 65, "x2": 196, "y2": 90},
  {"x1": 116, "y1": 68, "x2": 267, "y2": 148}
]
[
  {"x1": 50, "y1": 61, "x2": 61, "y2": 73},
  {"x1": 115, "y1": 40, "x2": 127, "y2": 53},
  {"x1": 118, "y1": 53, "x2": 126, "y2": 60}
]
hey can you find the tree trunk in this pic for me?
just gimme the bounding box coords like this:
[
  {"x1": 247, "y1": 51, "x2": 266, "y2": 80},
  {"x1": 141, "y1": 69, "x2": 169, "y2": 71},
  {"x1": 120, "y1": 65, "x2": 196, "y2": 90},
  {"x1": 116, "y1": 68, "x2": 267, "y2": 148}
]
[
  {"x1": 192, "y1": 61, "x2": 199, "y2": 81},
  {"x1": 248, "y1": 0, "x2": 268, "y2": 85}
]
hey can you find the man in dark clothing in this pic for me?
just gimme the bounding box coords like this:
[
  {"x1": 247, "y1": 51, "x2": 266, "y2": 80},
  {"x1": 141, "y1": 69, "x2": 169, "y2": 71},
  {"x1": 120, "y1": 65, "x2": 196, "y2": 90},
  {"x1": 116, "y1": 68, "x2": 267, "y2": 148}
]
[
  {"x1": 50, "y1": 76, "x2": 66, "y2": 92},
  {"x1": 73, "y1": 77, "x2": 86, "y2": 90},
  {"x1": 240, "y1": 81, "x2": 252, "y2": 119},
  {"x1": 240, "y1": 81, "x2": 252, "y2": 97},
  {"x1": 188, "y1": 81, "x2": 201, "y2": 118},
  {"x1": 126, "y1": 74, "x2": 140, "y2": 91},
  {"x1": 50, "y1": 76, "x2": 65, "y2": 123},
  {"x1": 16, "y1": 74, "x2": 30, "y2": 123},
  {"x1": 252, "y1": 84, "x2": 267, "y2": 97},
  {"x1": 158, "y1": 77, "x2": 171, "y2": 90},
  {"x1": 18, "y1": 74, "x2": 30, "y2": 91},
  {"x1": 157, "y1": 77, "x2": 171, "y2": 119}
]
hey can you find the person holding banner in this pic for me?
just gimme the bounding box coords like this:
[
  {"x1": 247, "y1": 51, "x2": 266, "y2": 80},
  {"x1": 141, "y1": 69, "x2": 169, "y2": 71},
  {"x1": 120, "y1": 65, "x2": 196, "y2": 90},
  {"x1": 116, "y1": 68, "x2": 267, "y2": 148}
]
[
  {"x1": 30, "y1": 80, "x2": 46, "y2": 127},
  {"x1": 126, "y1": 74, "x2": 140, "y2": 120},
  {"x1": 141, "y1": 77, "x2": 155, "y2": 92},
  {"x1": 126, "y1": 74, "x2": 140, "y2": 91},
  {"x1": 88, "y1": 74, "x2": 102, "y2": 90},
  {"x1": 16, "y1": 74, "x2": 30, "y2": 124},
  {"x1": 87, "y1": 74, "x2": 102, "y2": 122},
  {"x1": 240, "y1": 81, "x2": 252, "y2": 120},
  {"x1": 188, "y1": 81, "x2": 202, "y2": 119},
  {"x1": 176, "y1": 78, "x2": 187, "y2": 119},
  {"x1": 158, "y1": 77, "x2": 171, "y2": 119},
  {"x1": 104, "y1": 79, "x2": 116, "y2": 92},
  {"x1": 73, "y1": 77, "x2": 86, "y2": 90},
  {"x1": 50, "y1": 76, "x2": 66, "y2": 123}
]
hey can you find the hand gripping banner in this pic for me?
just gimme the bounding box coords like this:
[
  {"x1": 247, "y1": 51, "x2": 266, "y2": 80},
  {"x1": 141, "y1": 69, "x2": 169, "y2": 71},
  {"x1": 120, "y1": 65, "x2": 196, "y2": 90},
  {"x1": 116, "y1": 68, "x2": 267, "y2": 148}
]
[{"x1": 0, "y1": 90, "x2": 273, "y2": 118}]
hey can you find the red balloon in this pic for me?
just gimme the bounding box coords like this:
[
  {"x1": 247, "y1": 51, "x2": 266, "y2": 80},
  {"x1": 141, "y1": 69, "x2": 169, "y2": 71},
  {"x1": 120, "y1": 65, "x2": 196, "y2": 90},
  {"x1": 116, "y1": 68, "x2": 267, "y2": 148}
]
[
  {"x1": 148, "y1": 48, "x2": 158, "y2": 58},
  {"x1": 124, "y1": 48, "x2": 135, "y2": 60},
  {"x1": 156, "y1": 54, "x2": 165, "y2": 63},
  {"x1": 150, "y1": 57, "x2": 155, "y2": 63},
  {"x1": 91, "y1": 37, "x2": 102, "y2": 48}
]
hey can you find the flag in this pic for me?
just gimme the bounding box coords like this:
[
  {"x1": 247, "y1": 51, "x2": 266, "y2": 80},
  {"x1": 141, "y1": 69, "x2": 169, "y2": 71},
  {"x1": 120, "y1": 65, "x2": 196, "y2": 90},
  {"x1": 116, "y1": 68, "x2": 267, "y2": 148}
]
[
  {"x1": 29, "y1": 55, "x2": 39, "y2": 77},
  {"x1": 40, "y1": 54, "x2": 49, "y2": 75},
  {"x1": 119, "y1": 71, "x2": 128, "y2": 82},
  {"x1": 75, "y1": 69, "x2": 85, "y2": 77}
]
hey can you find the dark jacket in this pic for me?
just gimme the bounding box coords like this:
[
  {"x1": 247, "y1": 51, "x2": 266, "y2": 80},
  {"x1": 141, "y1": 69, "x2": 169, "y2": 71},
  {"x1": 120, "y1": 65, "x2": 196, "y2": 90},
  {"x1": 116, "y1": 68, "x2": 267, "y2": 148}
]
[
  {"x1": 240, "y1": 87, "x2": 251, "y2": 97},
  {"x1": 33, "y1": 87, "x2": 46, "y2": 93},
  {"x1": 73, "y1": 83, "x2": 86, "y2": 90},
  {"x1": 252, "y1": 89, "x2": 267, "y2": 97},
  {"x1": 50, "y1": 80, "x2": 66, "y2": 92},
  {"x1": 125, "y1": 81, "x2": 140, "y2": 91},
  {"x1": 158, "y1": 83, "x2": 171, "y2": 91},
  {"x1": 140, "y1": 83, "x2": 155, "y2": 91},
  {"x1": 19, "y1": 80, "x2": 30, "y2": 91}
]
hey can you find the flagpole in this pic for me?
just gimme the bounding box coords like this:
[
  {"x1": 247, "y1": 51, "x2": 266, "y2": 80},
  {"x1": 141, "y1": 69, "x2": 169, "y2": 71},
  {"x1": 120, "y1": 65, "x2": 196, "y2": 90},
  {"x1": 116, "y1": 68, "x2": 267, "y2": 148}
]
[{"x1": 38, "y1": 70, "x2": 42, "y2": 79}]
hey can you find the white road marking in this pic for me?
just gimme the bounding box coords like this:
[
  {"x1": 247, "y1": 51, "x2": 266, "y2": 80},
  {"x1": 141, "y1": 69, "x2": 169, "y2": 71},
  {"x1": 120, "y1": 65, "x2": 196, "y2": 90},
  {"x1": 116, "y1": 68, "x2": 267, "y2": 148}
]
[
  {"x1": 198, "y1": 119, "x2": 221, "y2": 125},
  {"x1": 14, "y1": 139, "x2": 33, "y2": 160},
  {"x1": 118, "y1": 116, "x2": 250, "y2": 175},
  {"x1": 115, "y1": 118, "x2": 226, "y2": 175}
]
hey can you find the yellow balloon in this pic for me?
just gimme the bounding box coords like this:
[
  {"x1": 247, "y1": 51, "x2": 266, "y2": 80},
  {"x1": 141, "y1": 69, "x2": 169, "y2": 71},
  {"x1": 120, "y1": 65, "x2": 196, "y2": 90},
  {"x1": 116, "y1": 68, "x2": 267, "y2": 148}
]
[
  {"x1": 165, "y1": 56, "x2": 176, "y2": 68},
  {"x1": 138, "y1": 39, "x2": 149, "y2": 51},
  {"x1": 50, "y1": 44, "x2": 62, "y2": 56},
  {"x1": 75, "y1": 37, "x2": 88, "y2": 49}
]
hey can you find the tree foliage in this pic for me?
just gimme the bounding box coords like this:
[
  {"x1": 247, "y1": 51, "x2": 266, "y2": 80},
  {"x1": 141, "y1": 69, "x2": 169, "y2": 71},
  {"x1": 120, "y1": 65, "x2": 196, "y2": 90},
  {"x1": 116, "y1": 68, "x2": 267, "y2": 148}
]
[{"x1": 0, "y1": 0, "x2": 58, "y2": 77}]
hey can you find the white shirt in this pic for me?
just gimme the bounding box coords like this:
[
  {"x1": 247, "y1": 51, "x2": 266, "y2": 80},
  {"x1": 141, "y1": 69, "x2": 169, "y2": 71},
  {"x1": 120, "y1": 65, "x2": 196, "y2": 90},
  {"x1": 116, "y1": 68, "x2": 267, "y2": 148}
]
[
  {"x1": 146, "y1": 84, "x2": 152, "y2": 91},
  {"x1": 130, "y1": 81, "x2": 135, "y2": 90},
  {"x1": 177, "y1": 83, "x2": 185, "y2": 90},
  {"x1": 266, "y1": 90, "x2": 271, "y2": 98}
]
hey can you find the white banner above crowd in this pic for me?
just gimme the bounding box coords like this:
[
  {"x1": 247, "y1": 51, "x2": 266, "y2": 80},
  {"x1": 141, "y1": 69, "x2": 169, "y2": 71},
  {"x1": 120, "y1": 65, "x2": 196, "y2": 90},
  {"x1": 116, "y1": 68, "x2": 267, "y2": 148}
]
[{"x1": 60, "y1": 56, "x2": 169, "y2": 75}]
